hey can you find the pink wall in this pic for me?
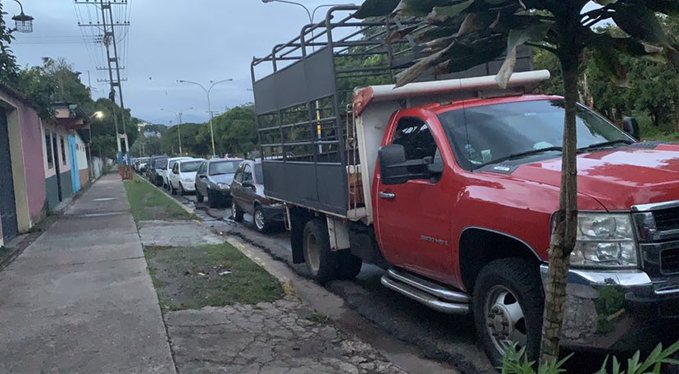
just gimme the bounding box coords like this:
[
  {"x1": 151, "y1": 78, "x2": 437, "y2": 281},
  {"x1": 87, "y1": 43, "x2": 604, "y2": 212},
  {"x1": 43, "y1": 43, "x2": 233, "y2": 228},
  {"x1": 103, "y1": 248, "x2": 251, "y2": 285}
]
[{"x1": 19, "y1": 105, "x2": 46, "y2": 222}]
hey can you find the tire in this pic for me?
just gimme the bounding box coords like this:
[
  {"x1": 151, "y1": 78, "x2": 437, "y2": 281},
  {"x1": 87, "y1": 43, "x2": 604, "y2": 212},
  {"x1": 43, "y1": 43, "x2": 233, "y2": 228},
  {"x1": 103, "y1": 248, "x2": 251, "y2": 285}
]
[
  {"x1": 253, "y1": 206, "x2": 269, "y2": 233},
  {"x1": 231, "y1": 199, "x2": 243, "y2": 222},
  {"x1": 337, "y1": 250, "x2": 362, "y2": 280},
  {"x1": 302, "y1": 219, "x2": 338, "y2": 283},
  {"x1": 208, "y1": 189, "x2": 219, "y2": 209},
  {"x1": 179, "y1": 183, "x2": 185, "y2": 196},
  {"x1": 473, "y1": 258, "x2": 544, "y2": 368},
  {"x1": 196, "y1": 190, "x2": 204, "y2": 203}
]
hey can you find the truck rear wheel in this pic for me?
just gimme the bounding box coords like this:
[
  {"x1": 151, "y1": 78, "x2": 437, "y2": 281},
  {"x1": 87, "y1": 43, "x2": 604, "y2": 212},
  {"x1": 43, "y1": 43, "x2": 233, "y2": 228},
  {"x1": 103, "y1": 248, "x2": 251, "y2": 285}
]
[
  {"x1": 472, "y1": 258, "x2": 543, "y2": 368},
  {"x1": 302, "y1": 219, "x2": 338, "y2": 283},
  {"x1": 338, "y1": 250, "x2": 362, "y2": 280}
]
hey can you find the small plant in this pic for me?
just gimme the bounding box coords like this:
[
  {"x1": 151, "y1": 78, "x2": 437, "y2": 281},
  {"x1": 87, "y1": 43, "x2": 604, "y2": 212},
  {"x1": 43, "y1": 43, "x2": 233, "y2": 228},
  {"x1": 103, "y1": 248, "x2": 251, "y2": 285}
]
[{"x1": 502, "y1": 341, "x2": 679, "y2": 374}]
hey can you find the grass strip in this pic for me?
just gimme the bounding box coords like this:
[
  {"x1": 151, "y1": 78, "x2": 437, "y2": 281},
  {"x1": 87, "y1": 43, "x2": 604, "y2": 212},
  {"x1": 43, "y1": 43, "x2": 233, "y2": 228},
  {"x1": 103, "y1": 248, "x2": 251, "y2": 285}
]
[{"x1": 145, "y1": 243, "x2": 283, "y2": 311}]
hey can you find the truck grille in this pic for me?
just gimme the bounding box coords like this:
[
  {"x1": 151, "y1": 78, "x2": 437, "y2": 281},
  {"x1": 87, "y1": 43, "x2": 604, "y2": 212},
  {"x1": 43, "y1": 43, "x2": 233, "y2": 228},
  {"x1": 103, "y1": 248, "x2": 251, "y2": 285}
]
[
  {"x1": 661, "y1": 248, "x2": 679, "y2": 274},
  {"x1": 654, "y1": 207, "x2": 679, "y2": 232}
]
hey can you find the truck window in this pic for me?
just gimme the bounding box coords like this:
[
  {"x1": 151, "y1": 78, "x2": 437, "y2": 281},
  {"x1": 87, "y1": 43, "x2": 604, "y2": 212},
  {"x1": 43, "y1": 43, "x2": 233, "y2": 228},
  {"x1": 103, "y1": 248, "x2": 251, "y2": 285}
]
[{"x1": 392, "y1": 117, "x2": 439, "y2": 176}]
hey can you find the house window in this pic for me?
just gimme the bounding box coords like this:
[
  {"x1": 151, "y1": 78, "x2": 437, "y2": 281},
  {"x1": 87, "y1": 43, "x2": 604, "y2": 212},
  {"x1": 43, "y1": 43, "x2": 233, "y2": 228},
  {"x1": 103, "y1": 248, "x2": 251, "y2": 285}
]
[
  {"x1": 45, "y1": 130, "x2": 53, "y2": 169},
  {"x1": 60, "y1": 136, "x2": 67, "y2": 165}
]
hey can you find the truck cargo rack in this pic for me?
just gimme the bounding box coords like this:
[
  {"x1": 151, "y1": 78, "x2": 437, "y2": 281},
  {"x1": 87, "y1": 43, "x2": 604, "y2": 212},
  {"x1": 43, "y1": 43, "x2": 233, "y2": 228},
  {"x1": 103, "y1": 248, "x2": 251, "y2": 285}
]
[{"x1": 251, "y1": 5, "x2": 532, "y2": 218}]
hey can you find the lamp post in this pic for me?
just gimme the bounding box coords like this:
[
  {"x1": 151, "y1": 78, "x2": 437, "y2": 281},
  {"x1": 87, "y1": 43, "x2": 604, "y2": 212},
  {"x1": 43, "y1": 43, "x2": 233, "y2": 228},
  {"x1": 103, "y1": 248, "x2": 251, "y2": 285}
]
[
  {"x1": 9, "y1": 0, "x2": 33, "y2": 33},
  {"x1": 161, "y1": 107, "x2": 193, "y2": 155},
  {"x1": 177, "y1": 79, "x2": 232, "y2": 158}
]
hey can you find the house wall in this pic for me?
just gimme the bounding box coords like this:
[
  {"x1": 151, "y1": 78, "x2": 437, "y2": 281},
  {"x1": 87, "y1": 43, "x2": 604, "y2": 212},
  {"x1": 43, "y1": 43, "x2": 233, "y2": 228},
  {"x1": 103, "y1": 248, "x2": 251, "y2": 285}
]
[
  {"x1": 43, "y1": 123, "x2": 73, "y2": 210},
  {"x1": 0, "y1": 90, "x2": 46, "y2": 234},
  {"x1": 75, "y1": 133, "x2": 89, "y2": 188}
]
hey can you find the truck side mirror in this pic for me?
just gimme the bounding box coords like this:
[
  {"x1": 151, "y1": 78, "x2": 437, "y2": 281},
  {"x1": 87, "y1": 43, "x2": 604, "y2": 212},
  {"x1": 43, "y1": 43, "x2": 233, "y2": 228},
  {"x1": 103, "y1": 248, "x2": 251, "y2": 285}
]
[
  {"x1": 622, "y1": 117, "x2": 640, "y2": 141},
  {"x1": 379, "y1": 144, "x2": 409, "y2": 185}
]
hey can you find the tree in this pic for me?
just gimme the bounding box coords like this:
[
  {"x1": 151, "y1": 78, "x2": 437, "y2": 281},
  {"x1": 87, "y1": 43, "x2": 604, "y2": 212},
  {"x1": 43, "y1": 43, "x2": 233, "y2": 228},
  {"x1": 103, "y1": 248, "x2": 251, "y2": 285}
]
[
  {"x1": 212, "y1": 105, "x2": 258, "y2": 157},
  {"x1": 0, "y1": 3, "x2": 18, "y2": 84},
  {"x1": 17, "y1": 58, "x2": 93, "y2": 118},
  {"x1": 355, "y1": 0, "x2": 679, "y2": 367}
]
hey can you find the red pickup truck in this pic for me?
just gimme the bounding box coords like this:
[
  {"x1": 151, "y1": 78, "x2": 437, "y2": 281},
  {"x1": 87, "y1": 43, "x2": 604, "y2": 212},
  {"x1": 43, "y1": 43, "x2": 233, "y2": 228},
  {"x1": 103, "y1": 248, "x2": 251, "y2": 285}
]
[{"x1": 251, "y1": 6, "x2": 679, "y2": 366}]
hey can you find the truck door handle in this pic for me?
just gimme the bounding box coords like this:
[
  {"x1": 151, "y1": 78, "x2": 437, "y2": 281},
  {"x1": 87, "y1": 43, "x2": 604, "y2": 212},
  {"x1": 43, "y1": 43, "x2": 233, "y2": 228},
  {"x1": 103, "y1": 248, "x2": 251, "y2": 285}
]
[{"x1": 379, "y1": 191, "x2": 396, "y2": 200}]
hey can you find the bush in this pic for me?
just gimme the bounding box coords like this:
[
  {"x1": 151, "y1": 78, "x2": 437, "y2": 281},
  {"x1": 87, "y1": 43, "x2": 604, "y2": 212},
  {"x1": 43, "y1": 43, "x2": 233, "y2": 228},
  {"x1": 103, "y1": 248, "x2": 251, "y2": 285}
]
[{"x1": 502, "y1": 341, "x2": 679, "y2": 374}]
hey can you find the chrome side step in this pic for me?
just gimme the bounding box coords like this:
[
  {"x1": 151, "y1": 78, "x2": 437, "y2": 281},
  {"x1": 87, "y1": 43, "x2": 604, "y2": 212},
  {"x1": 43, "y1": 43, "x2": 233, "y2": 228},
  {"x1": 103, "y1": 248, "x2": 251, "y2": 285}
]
[
  {"x1": 387, "y1": 268, "x2": 470, "y2": 303},
  {"x1": 381, "y1": 268, "x2": 470, "y2": 315}
]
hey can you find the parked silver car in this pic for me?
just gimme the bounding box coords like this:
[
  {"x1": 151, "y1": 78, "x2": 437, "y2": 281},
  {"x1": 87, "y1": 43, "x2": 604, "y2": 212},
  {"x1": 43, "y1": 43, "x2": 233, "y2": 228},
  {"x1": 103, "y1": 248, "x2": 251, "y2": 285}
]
[{"x1": 195, "y1": 159, "x2": 243, "y2": 208}]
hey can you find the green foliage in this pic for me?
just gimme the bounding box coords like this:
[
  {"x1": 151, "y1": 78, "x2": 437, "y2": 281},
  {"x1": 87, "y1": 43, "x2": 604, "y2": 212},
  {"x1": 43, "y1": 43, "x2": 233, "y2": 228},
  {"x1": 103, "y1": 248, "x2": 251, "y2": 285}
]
[
  {"x1": 131, "y1": 105, "x2": 258, "y2": 158},
  {"x1": 354, "y1": 1, "x2": 679, "y2": 86},
  {"x1": 16, "y1": 58, "x2": 93, "y2": 119},
  {"x1": 502, "y1": 342, "x2": 679, "y2": 374},
  {"x1": 0, "y1": 3, "x2": 18, "y2": 84},
  {"x1": 594, "y1": 286, "x2": 626, "y2": 334}
]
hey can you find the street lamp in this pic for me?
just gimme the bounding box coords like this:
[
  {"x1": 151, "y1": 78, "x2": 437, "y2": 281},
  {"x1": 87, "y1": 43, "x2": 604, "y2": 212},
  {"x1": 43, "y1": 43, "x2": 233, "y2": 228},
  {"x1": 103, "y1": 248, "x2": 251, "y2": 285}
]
[
  {"x1": 261, "y1": 0, "x2": 350, "y2": 24},
  {"x1": 177, "y1": 79, "x2": 233, "y2": 158},
  {"x1": 161, "y1": 107, "x2": 193, "y2": 155},
  {"x1": 10, "y1": 0, "x2": 33, "y2": 33}
]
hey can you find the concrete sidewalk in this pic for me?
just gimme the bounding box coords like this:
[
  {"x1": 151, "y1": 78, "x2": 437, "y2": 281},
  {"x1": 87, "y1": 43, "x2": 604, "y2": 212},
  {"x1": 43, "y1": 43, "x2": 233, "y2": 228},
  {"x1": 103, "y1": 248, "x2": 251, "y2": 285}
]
[{"x1": 0, "y1": 174, "x2": 175, "y2": 373}]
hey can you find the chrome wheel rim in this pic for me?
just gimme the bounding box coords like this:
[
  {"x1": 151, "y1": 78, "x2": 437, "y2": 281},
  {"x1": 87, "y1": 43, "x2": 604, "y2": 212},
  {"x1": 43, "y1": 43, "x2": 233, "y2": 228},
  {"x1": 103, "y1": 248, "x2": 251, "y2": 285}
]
[
  {"x1": 305, "y1": 232, "x2": 321, "y2": 273},
  {"x1": 254, "y1": 209, "x2": 265, "y2": 230},
  {"x1": 485, "y1": 285, "x2": 527, "y2": 355}
]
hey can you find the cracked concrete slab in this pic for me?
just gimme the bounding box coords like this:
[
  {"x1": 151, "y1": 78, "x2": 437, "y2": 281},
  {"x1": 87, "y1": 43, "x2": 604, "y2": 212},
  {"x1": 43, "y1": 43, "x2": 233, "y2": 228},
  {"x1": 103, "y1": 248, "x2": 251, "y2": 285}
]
[
  {"x1": 137, "y1": 220, "x2": 223, "y2": 247},
  {"x1": 165, "y1": 297, "x2": 405, "y2": 374}
]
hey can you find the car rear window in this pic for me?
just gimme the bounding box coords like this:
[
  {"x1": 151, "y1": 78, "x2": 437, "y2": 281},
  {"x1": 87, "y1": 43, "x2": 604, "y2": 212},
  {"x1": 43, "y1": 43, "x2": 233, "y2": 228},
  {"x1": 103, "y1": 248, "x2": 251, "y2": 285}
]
[
  {"x1": 209, "y1": 160, "x2": 241, "y2": 175},
  {"x1": 182, "y1": 161, "x2": 202, "y2": 172}
]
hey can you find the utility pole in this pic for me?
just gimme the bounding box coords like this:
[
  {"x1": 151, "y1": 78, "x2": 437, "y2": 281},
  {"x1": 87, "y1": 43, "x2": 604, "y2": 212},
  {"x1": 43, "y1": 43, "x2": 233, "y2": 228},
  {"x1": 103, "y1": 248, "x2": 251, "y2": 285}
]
[{"x1": 76, "y1": 0, "x2": 130, "y2": 179}]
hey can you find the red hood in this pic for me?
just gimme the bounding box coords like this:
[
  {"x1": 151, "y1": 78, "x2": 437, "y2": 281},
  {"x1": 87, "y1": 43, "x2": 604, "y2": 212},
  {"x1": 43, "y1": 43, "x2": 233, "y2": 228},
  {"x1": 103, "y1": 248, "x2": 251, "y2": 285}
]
[{"x1": 510, "y1": 144, "x2": 679, "y2": 211}]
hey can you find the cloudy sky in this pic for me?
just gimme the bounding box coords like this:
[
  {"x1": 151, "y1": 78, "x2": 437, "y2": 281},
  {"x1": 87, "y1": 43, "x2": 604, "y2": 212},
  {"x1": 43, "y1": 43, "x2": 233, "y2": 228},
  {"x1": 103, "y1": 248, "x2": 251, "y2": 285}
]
[{"x1": 11, "y1": 0, "x2": 356, "y2": 125}]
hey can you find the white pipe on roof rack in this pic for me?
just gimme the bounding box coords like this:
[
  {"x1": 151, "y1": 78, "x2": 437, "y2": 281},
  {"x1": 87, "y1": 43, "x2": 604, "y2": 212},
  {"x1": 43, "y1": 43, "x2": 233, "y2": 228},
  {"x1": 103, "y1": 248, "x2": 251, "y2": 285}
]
[{"x1": 353, "y1": 70, "x2": 551, "y2": 115}]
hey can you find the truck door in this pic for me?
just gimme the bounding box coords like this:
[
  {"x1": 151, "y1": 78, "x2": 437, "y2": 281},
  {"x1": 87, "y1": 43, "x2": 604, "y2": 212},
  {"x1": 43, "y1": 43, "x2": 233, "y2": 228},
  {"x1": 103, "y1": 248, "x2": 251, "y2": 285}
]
[{"x1": 375, "y1": 114, "x2": 454, "y2": 282}]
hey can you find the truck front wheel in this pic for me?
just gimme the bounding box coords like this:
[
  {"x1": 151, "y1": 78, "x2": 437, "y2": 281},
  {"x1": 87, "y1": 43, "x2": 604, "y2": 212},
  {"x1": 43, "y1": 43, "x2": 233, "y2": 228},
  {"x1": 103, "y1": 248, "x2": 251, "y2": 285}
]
[
  {"x1": 472, "y1": 258, "x2": 544, "y2": 367},
  {"x1": 302, "y1": 219, "x2": 338, "y2": 283}
]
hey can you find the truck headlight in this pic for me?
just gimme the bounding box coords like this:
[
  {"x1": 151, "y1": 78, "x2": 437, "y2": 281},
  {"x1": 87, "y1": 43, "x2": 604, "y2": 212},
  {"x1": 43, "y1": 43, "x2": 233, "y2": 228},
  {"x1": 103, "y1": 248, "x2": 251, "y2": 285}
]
[
  {"x1": 569, "y1": 213, "x2": 638, "y2": 268},
  {"x1": 217, "y1": 183, "x2": 229, "y2": 190}
]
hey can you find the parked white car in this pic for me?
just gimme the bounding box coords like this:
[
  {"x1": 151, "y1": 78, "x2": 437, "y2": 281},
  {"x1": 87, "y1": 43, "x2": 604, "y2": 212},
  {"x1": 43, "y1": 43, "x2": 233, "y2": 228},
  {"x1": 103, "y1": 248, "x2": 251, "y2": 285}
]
[
  {"x1": 169, "y1": 158, "x2": 204, "y2": 195},
  {"x1": 162, "y1": 157, "x2": 193, "y2": 189}
]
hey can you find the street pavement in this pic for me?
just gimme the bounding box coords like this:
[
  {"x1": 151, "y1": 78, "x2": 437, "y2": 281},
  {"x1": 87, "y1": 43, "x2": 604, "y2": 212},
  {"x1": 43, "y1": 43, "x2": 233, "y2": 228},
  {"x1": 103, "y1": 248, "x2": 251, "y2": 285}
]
[{"x1": 0, "y1": 174, "x2": 175, "y2": 373}]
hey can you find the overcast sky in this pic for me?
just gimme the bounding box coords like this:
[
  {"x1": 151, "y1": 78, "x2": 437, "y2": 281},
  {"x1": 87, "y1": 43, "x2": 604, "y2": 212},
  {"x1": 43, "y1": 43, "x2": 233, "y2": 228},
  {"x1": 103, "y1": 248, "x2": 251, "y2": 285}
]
[{"x1": 11, "y1": 0, "x2": 358, "y2": 125}]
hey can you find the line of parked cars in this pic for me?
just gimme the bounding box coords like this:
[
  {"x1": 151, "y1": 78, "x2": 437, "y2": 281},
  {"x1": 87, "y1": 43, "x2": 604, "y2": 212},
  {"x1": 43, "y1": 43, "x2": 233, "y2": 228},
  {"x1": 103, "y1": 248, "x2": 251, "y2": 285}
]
[{"x1": 133, "y1": 155, "x2": 284, "y2": 233}]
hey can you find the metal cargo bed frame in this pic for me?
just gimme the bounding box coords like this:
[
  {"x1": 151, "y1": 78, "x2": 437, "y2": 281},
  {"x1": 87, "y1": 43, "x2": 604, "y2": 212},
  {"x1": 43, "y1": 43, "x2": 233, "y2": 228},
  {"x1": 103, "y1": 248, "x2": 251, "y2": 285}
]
[{"x1": 251, "y1": 5, "x2": 532, "y2": 217}]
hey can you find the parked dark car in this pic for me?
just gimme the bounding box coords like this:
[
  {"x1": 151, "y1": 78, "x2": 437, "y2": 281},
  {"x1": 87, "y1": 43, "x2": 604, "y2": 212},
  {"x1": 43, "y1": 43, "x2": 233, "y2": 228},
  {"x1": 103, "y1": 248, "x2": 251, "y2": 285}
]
[
  {"x1": 230, "y1": 160, "x2": 284, "y2": 233},
  {"x1": 145, "y1": 156, "x2": 161, "y2": 181},
  {"x1": 195, "y1": 159, "x2": 243, "y2": 208},
  {"x1": 149, "y1": 157, "x2": 168, "y2": 186}
]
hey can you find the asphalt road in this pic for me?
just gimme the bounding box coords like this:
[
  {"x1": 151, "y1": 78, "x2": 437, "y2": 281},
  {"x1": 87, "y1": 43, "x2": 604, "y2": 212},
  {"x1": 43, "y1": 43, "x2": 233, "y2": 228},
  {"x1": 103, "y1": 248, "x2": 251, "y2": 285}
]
[{"x1": 158, "y1": 180, "x2": 606, "y2": 374}]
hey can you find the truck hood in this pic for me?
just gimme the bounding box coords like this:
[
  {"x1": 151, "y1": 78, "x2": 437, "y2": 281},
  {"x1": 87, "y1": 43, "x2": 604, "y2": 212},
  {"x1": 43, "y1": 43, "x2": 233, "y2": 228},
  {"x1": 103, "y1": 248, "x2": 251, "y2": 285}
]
[{"x1": 509, "y1": 143, "x2": 679, "y2": 211}]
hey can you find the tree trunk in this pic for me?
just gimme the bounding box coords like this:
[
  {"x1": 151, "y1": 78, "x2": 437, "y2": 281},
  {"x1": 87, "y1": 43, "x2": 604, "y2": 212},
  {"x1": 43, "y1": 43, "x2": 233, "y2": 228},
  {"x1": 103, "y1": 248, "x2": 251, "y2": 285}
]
[{"x1": 539, "y1": 53, "x2": 580, "y2": 366}]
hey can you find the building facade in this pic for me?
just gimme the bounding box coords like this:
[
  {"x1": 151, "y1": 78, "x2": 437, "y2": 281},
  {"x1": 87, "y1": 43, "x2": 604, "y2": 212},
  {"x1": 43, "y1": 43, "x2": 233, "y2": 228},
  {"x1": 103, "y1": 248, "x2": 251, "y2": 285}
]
[{"x1": 0, "y1": 84, "x2": 47, "y2": 246}]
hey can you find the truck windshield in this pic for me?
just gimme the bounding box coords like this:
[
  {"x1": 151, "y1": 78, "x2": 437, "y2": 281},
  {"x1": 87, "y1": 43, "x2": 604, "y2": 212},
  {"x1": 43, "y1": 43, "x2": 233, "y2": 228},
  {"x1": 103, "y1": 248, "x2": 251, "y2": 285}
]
[{"x1": 438, "y1": 99, "x2": 633, "y2": 170}]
